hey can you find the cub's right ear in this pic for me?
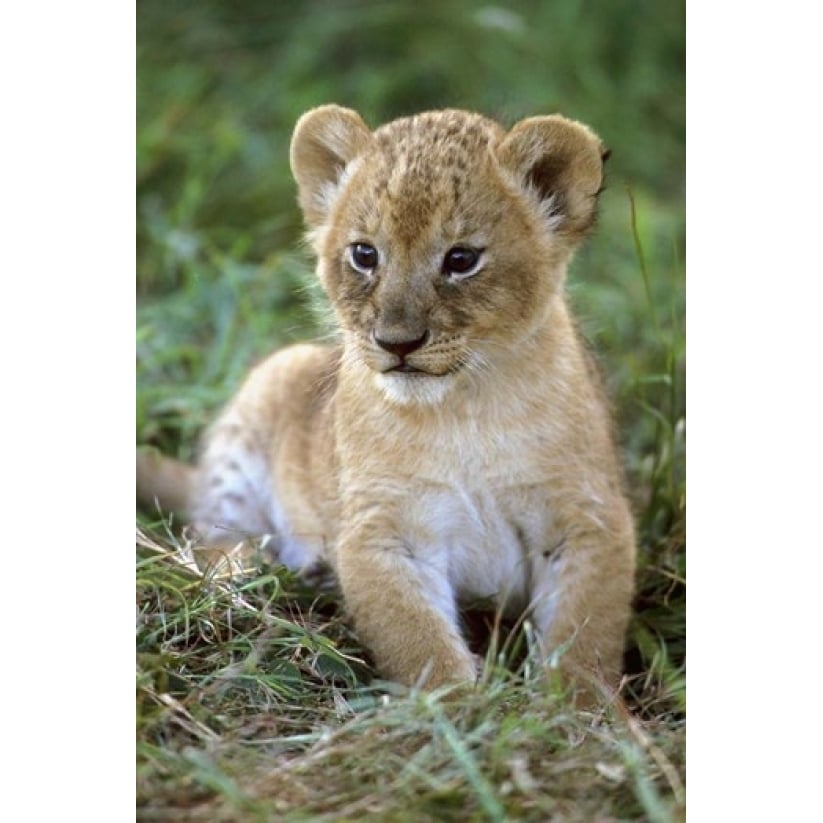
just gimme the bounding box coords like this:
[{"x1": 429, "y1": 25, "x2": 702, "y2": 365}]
[{"x1": 290, "y1": 105, "x2": 373, "y2": 228}]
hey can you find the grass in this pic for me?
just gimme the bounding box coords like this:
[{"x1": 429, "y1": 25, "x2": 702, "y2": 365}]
[
  {"x1": 137, "y1": 1, "x2": 685, "y2": 819},
  {"x1": 137, "y1": 529, "x2": 684, "y2": 821}
]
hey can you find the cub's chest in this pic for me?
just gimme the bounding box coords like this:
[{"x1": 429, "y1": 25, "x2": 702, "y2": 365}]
[
  {"x1": 382, "y1": 424, "x2": 557, "y2": 606},
  {"x1": 403, "y1": 476, "x2": 552, "y2": 611},
  {"x1": 336, "y1": 389, "x2": 564, "y2": 597},
  {"x1": 407, "y1": 415, "x2": 555, "y2": 491}
]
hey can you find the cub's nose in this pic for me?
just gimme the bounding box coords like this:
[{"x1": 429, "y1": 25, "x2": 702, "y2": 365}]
[{"x1": 374, "y1": 330, "x2": 428, "y2": 358}]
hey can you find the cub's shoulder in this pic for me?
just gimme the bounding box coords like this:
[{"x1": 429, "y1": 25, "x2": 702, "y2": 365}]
[{"x1": 236, "y1": 342, "x2": 340, "y2": 413}]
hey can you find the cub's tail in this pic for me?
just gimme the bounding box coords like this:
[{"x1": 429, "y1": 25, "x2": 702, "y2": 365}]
[{"x1": 136, "y1": 449, "x2": 195, "y2": 516}]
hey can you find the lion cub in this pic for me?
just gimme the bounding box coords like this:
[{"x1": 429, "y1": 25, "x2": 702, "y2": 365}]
[{"x1": 138, "y1": 105, "x2": 636, "y2": 700}]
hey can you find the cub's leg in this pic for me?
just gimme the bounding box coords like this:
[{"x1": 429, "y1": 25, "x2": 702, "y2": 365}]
[
  {"x1": 136, "y1": 429, "x2": 273, "y2": 575},
  {"x1": 335, "y1": 522, "x2": 477, "y2": 689},
  {"x1": 181, "y1": 344, "x2": 337, "y2": 576},
  {"x1": 529, "y1": 509, "x2": 636, "y2": 703},
  {"x1": 187, "y1": 411, "x2": 278, "y2": 574}
]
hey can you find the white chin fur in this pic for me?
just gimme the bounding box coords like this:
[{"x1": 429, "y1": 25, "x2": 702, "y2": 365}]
[{"x1": 374, "y1": 371, "x2": 454, "y2": 406}]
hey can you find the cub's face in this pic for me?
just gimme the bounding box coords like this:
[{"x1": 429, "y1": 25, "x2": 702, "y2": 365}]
[{"x1": 290, "y1": 107, "x2": 606, "y2": 405}]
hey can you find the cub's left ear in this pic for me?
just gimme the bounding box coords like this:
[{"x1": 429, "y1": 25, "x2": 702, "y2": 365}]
[{"x1": 497, "y1": 115, "x2": 608, "y2": 239}]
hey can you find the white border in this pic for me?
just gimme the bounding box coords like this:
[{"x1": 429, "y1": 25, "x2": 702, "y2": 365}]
[
  {"x1": 689, "y1": 1, "x2": 823, "y2": 817},
  {"x1": 1, "y1": 3, "x2": 134, "y2": 815}
]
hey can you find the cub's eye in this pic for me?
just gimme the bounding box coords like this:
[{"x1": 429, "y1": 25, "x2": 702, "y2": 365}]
[
  {"x1": 443, "y1": 246, "x2": 482, "y2": 278},
  {"x1": 348, "y1": 242, "x2": 378, "y2": 273}
]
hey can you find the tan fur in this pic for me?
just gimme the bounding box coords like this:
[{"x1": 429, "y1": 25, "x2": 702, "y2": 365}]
[{"x1": 138, "y1": 106, "x2": 636, "y2": 702}]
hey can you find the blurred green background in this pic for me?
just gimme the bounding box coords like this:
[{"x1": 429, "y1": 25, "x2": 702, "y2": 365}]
[{"x1": 137, "y1": 0, "x2": 684, "y2": 547}]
